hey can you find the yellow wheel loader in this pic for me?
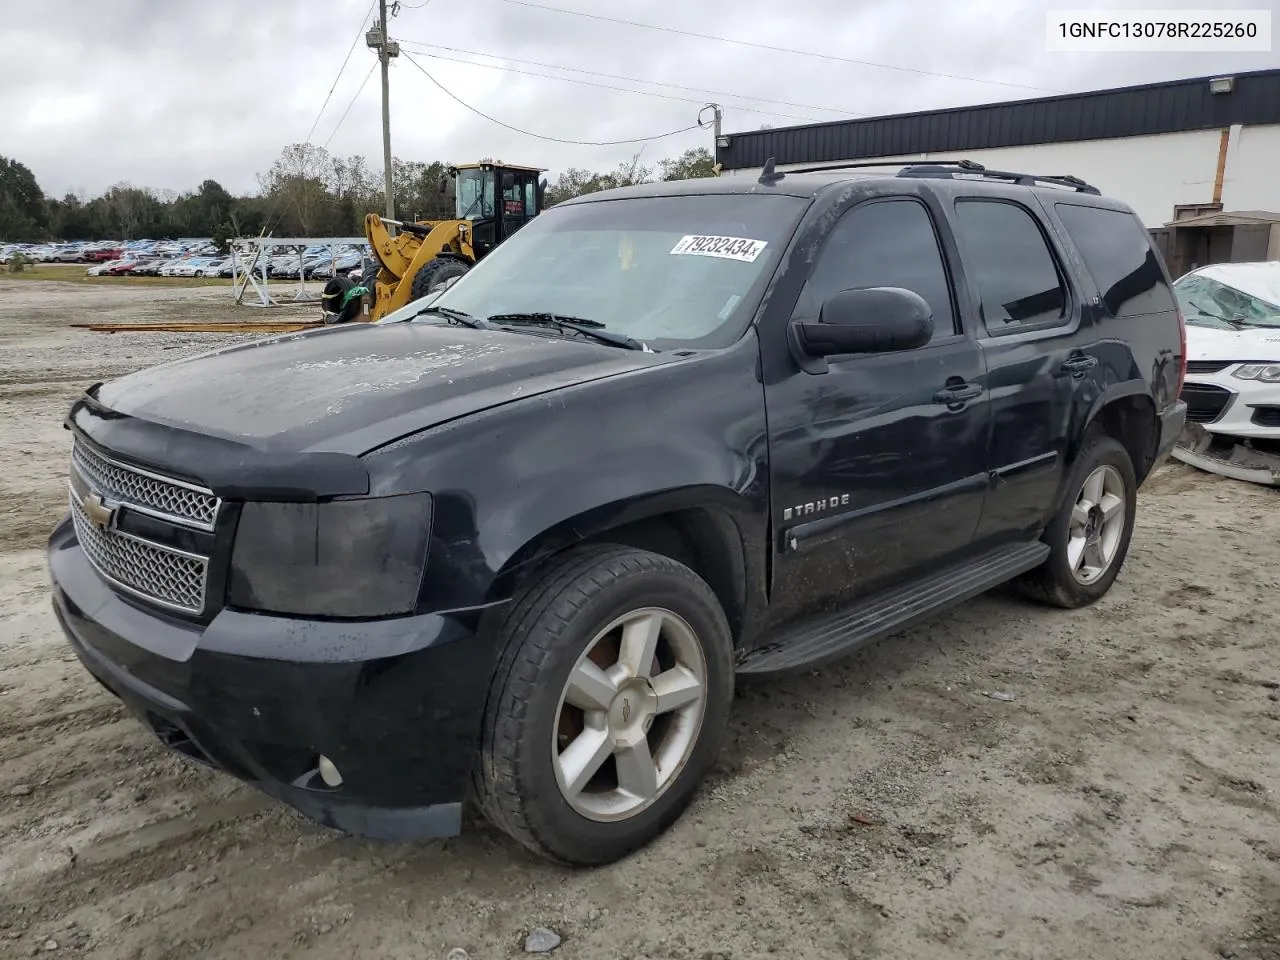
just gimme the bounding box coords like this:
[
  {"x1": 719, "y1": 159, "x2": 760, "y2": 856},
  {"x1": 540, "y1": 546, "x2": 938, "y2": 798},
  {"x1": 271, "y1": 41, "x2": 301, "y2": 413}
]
[{"x1": 359, "y1": 161, "x2": 548, "y2": 322}]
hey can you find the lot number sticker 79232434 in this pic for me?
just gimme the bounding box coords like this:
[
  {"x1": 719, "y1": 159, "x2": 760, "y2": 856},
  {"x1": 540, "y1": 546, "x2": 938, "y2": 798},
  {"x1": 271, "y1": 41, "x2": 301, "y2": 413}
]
[{"x1": 670, "y1": 235, "x2": 769, "y2": 262}]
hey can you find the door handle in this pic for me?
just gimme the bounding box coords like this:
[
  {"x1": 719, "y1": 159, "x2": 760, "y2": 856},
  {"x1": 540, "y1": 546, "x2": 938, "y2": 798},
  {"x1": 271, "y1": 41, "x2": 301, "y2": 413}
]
[
  {"x1": 934, "y1": 382, "x2": 982, "y2": 404},
  {"x1": 1060, "y1": 354, "x2": 1098, "y2": 377}
]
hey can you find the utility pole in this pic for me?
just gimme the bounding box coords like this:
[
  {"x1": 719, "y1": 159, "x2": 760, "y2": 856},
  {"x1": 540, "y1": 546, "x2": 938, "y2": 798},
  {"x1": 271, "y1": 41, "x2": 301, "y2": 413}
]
[
  {"x1": 703, "y1": 103, "x2": 725, "y2": 175},
  {"x1": 367, "y1": 2, "x2": 399, "y2": 220}
]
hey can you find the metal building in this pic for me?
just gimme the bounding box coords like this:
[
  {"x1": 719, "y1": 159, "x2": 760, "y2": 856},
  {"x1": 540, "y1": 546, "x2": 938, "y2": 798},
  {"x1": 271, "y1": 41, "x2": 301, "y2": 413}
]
[{"x1": 715, "y1": 69, "x2": 1280, "y2": 229}]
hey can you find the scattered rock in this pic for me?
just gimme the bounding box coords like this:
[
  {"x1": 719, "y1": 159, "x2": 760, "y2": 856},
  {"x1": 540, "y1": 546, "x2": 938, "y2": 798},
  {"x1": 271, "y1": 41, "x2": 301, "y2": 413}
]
[
  {"x1": 10, "y1": 785, "x2": 33, "y2": 797},
  {"x1": 985, "y1": 691, "x2": 1017, "y2": 702},
  {"x1": 524, "y1": 927, "x2": 562, "y2": 953},
  {"x1": 447, "y1": 949, "x2": 469, "y2": 960},
  {"x1": 42, "y1": 940, "x2": 58, "y2": 952}
]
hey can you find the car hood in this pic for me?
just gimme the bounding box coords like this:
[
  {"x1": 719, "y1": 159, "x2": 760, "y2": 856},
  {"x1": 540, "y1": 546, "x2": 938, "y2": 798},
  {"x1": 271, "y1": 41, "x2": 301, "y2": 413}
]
[
  {"x1": 95, "y1": 321, "x2": 675, "y2": 455},
  {"x1": 1185, "y1": 323, "x2": 1280, "y2": 362}
]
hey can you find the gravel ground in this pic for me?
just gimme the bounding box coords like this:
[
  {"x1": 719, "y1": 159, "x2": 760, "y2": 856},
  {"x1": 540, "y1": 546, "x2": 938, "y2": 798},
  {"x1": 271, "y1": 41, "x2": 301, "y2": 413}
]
[{"x1": 2, "y1": 279, "x2": 1279, "y2": 960}]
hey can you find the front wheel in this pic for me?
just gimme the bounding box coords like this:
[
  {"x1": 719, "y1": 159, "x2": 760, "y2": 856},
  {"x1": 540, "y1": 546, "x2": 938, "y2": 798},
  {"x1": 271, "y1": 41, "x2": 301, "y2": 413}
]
[
  {"x1": 409, "y1": 257, "x2": 470, "y2": 301},
  {"x1": 1016, "y1": 432, "x2": 1137, "y2": 608},
  {"x1": 473, "y1": 545, "x2": 734, "y2": 865}
]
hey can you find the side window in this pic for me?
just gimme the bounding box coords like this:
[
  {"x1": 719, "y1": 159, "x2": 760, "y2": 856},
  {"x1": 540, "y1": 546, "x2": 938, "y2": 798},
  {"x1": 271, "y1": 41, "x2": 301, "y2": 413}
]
[
  {"x1": 795, "y1": 198, "x2": 958, "y2": 340},
  {"x1": 1054, "y1": 203, "x2": 1173, "y2": 317},
  {"x1": 953, "y1": 199, "x2": 1068, "y2": 334},
  {"x1": 524, "y1": 180, "x2": 538, "y2": 217},
  {"x1": 502, "y1": 176, "x2": 523, "y2": 216}
]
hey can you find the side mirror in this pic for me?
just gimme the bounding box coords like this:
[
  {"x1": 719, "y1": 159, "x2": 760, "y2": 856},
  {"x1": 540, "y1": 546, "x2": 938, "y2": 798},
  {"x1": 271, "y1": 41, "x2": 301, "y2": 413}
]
[
  {"x1": 537, "y1": 177, "x2": 548, "y2": 210},
  {"x1": 791, "y1": 287, "x2": 933, "y2": 365}
]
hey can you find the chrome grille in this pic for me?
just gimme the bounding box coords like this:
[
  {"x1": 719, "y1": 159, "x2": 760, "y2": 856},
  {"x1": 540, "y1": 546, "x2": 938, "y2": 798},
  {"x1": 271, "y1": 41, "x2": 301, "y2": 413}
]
[
  {"x1": 72, "y1": 439, "x2": 220, "y2": 530},
  {"x1": 69, "y1": 487, "x2": 209, "y2": 614}
]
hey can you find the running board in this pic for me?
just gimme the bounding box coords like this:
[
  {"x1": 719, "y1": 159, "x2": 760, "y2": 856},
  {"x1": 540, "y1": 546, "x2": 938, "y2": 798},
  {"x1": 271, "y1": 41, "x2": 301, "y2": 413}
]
[{"x1": 737, "y1": 542, "x2": 1050, "y2": 676}]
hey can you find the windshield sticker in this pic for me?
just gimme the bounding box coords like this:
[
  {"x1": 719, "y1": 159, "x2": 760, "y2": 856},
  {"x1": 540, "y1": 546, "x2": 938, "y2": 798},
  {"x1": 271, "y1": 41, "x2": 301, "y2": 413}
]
[{"x1": 670, "y1": 235, "x2": 768, "y2": 262}]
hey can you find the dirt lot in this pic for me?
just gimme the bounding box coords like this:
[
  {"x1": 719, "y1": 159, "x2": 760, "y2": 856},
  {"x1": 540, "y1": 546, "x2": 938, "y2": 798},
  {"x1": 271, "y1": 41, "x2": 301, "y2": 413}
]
[{"x1": 2, "y1": 279, "x2": 1279, "y2": 960}]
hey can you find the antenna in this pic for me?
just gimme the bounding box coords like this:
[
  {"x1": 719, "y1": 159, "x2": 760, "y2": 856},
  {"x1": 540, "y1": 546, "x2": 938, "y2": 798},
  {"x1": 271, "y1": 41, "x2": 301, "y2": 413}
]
[{"x1": 758, "y1": 157, "x2": 784, "y2": 184}]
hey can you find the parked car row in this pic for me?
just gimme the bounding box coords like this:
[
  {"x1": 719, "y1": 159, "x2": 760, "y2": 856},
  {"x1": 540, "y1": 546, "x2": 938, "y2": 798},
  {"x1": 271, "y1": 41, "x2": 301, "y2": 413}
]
[
  {"x1": 2, "y1": 239, "x2": 372, "y2": 283},
  {"x1": 86, "y1": 254, "x2": 236, "y2": 278},
  {"x1": 251, "y1": 245, "x2": 368, "y2": 280},
  {"x1": 2, "y1": 238, "x2": 221, "y2": 264}
]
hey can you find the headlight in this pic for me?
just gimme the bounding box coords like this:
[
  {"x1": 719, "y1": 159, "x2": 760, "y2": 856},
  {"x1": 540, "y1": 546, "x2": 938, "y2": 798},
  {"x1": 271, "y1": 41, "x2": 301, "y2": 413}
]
[
  {"x1": 1232, "y1": 363, "x2": 1280, "y2": 383},
  {"x1": 228, "y1": 493, "x2": 432, "y2": 618}
]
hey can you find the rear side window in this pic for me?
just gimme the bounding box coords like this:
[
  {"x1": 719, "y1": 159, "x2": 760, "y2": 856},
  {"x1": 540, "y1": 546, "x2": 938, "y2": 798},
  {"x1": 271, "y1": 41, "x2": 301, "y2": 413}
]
[
  {"x1": 1054, "y1": 203, "x2": 1173, "y2": 317},
  {"x1": 953, "y1": 199, "x2": 1068, "y2": 334}
]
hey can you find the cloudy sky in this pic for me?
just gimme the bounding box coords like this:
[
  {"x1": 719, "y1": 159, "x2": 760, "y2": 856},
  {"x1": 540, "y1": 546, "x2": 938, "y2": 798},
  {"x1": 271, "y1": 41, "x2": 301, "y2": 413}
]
[{"x1": 5, "y1": 0, "x2": 1277, "y2": 198}]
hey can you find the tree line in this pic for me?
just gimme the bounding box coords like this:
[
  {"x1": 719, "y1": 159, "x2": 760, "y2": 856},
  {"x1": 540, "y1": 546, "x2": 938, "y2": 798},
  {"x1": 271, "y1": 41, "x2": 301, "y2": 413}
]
[{"x1": 0, "y1": 145, "x2": 716, "y2": 245}]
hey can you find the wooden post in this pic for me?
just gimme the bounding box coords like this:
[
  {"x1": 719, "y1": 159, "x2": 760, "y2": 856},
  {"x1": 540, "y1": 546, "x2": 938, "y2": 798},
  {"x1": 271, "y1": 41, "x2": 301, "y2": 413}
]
[{"x1": 1212, "y1": 129, "x2": 1230, "y2": 205}]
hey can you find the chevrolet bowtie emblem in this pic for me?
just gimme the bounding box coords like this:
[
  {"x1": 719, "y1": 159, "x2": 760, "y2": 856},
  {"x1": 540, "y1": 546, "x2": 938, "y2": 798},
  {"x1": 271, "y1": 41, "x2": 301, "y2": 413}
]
[{"x1": 81, "y1": 492, "x2": 115, "y2": 529}]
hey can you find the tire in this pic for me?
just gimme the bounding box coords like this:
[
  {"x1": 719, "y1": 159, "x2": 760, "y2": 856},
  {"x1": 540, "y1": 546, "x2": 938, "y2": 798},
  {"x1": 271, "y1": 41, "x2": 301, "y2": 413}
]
[
  {"x1": 473, "y1": 544, "x2": 734, "y2": 866},
  {"x1": 320, "y1": 275, "x2": 360, "y2": 323},
  {"x1": 409, "y1": 257, "x2": 470, "y2": 301},
  {"x1": 1015, "y1": 432, "x2": 1137, "y2": 609}
]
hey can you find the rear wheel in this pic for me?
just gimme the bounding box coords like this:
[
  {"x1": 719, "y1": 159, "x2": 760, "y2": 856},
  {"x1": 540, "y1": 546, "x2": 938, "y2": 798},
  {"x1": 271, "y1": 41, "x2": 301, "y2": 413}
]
[
  {"x1": 473, "y1": 545, "x2": 734, "y2": 865},
  {"x1": 409, "y1": 257, "x2": 470, "y2": 301},
  {"x1": 1015, "y1": 432, "x2": 1137, "y2": 608}
]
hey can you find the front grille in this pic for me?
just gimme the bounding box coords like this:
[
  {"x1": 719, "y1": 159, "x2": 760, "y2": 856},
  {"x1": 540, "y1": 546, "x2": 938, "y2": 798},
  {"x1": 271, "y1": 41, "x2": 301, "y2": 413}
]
[
  {"x1": 1251, "y1": 406, "x2": 1280, "y2": 428},
  {"x1": 1186, "y1": 360, "x2": 1233, "y2": 375},
  {"x1": 1180, "y1": 382, "x2": 1234, "y2": 424},
  {"x1": 72, "y1": 440, "x2": 220, "y2": 530},
  {"x1": 68, "y1": 437, "x2": 218, "y2": 615},
  {"x1": 69, "y1": 487, "x2": 209, "y2": 614}
]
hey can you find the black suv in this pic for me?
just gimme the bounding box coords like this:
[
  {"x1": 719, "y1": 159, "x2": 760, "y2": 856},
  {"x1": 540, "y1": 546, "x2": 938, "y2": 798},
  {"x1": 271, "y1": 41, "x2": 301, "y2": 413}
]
[{"x1": 48, "y1": 160, "x2": 1187, "y2": 866}]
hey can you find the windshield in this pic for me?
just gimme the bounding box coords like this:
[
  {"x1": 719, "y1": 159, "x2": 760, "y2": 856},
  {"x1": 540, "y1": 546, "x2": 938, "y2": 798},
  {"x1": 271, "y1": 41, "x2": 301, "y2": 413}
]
[
  {"x1": 1174, "y1": 272, "x2": 1280, "y2": 329},
  {"x1": 456, "y1": 168, "x2": 494, "y2": 221},
  {"x1": 411, "y1": 193, "x2": 808, "y2": 349}
]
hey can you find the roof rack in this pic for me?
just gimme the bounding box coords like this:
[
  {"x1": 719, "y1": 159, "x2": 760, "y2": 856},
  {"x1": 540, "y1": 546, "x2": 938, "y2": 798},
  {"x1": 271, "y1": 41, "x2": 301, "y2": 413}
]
[
  {"x1": 778, "y1": 158, "x2": 982, "y2": 175},
  {"x1": 894, "y1": 161, "x2": 1101, "y2": 194},
  {"x1": 764, "y1": 158, "x2": 1101, "y2": 195}
]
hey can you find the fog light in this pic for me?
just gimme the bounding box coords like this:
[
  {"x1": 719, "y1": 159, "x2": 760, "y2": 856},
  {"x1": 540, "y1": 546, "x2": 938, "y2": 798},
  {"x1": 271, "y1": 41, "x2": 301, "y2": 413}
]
[{"x1": 317, "y1": 755, "x2": 343, "y2": 787}]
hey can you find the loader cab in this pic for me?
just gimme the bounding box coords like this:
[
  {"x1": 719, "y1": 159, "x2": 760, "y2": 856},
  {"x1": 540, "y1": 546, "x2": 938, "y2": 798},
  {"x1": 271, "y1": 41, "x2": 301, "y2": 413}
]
[{"x1": 449, "y1": 162, "x2": 547, "y2": 257}]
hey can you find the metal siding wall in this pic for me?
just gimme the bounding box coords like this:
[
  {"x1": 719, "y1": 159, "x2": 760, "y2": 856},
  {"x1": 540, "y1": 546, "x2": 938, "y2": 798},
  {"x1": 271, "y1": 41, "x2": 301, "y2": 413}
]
[{"x1": 720, "y1": 69, "x2": 1280, "y2": 170}]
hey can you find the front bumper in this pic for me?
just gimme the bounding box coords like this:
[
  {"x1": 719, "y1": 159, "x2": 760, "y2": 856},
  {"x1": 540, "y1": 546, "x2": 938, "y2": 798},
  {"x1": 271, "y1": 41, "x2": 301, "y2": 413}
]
[
  {"x1": 1179, "y1": 373, "x2": 1280, "y2": 439},
  {"x1": 48, "y1": 516, "x2": 500, "y2": 841},
  {"x1": 1170, "y1": 421, "x2": 1280, "y2": 486}
]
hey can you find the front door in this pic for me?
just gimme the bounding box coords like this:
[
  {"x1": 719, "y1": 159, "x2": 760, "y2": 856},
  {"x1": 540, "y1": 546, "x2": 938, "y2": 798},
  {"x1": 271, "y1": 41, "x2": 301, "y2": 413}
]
[
  {"x1": 762, "y1": 192, "x2": 991, "y2": 625},
  {"x1": 498, "y1": 171, "x2": 540, "y2": 240}
]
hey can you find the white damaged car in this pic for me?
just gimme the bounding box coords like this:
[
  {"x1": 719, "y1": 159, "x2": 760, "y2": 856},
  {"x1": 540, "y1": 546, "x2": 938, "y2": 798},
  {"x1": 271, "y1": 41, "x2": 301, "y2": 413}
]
[{"x1": 1172, "y1": 261, "x2": 1280, "y2": 485}]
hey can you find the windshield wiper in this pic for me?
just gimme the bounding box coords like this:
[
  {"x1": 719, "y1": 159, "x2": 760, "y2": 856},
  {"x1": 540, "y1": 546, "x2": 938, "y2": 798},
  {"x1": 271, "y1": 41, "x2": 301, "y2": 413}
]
[
  {"x1": 486, "y1": 312, "x2": 649, "y2": 351},
  {"x1": 413, "y1": 305, "x2": 489, "y2": 329}
]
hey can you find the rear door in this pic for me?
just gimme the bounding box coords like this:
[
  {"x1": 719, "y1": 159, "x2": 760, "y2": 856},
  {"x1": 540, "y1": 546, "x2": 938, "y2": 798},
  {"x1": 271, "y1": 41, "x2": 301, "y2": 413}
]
[
  {"x1": 762, "y1": 189, "x2": 990, "y2": 624},
  {"x1": 948, "y1": 193, "x2": 1092, "y2": 544}
]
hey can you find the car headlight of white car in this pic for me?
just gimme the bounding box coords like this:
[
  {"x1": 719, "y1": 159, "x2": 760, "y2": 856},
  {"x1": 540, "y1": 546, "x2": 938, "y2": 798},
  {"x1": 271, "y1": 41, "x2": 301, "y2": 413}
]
[{"x1": 1231, "y1": 363, "x2": 1280, "y2": 383}]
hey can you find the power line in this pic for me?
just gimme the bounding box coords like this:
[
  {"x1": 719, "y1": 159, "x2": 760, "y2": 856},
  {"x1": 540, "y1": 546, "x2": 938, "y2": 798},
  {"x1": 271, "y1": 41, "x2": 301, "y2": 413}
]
[
  {"x1": 304, "y1": 1, "x2": 377, "y2": 144},
  {"x1": 399, "y1": 39, "x2": 864, "y2": 120},
  {"x1": 499, "y1": 0, "x2": 1066, "y2": 95},
  {"x1": 401, "y1": 51, "x2": 704, "y2": 146},
  {"x1": 398, "y1": 42, "x2": 827, "y2": 124},
  {"x1": 323, "y1": 61, "x2": 378, "y2": 148}
]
